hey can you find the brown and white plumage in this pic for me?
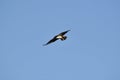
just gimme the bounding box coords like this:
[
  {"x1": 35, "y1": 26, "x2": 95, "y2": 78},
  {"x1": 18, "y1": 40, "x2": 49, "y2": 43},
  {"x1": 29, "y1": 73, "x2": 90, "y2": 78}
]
[{"x1": 43, "y1": 30, "x2": 70, "y2": 46}]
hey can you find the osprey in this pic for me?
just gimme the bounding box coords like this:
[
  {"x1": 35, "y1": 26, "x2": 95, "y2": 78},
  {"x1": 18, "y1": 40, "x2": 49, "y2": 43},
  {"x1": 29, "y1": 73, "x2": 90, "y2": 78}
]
[{"x1": 43, "y1": 30, "x2": 70, "y2": 46}]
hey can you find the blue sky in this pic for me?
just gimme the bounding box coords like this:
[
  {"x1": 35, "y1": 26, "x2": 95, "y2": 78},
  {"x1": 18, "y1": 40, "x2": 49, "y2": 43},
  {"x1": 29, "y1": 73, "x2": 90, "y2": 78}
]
[{"x1": 0, "y1": 0, "x2": 120, "y2": 80}]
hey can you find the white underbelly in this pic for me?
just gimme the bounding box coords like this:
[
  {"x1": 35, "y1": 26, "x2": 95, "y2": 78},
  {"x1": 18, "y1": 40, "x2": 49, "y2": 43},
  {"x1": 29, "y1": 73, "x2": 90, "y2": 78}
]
[{"x1": 56, "y1": 35, "x2": 63, "y2": 39}]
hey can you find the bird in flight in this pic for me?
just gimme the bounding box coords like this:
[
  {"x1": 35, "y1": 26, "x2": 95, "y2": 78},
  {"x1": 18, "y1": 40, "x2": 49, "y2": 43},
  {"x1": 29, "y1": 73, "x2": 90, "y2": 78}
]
[{"x1": 43, "y1": 30, "x2": 70, "y2": 46}]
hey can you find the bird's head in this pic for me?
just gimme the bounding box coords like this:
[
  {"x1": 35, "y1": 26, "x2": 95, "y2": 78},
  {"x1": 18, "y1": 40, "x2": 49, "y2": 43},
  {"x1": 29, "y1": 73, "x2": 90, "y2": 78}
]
[{"x1": 63, "y1": 36, "x2": 67, "y2": 40}]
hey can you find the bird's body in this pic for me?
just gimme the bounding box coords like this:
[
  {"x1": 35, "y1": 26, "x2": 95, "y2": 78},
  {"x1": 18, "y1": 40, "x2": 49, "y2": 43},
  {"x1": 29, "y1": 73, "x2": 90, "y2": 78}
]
[
  {"x1": 56, "y1": 35, "x2": 67, "y2": 40},
  {"x1": 43, "y1": 30, "x2": 70, "y2": 46}
]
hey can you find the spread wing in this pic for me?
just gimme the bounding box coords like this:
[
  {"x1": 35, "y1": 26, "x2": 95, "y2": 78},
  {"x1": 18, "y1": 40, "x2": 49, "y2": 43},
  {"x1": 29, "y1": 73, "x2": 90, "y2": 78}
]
[
  {"x1": 43, "y1": 36, "x2": 58, "y2": 46},
  {"x1": 58, "y1": 30, "x2": 70, "y2": 36}
]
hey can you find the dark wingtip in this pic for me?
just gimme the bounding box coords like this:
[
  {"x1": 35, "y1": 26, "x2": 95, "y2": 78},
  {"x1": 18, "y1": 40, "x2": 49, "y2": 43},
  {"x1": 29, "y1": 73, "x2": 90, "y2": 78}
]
[
  {"x1": 67, "y1": 30, "x2": 71, "y2": 32},
  {"x1": 43, "y1": 44, "x2": 47, "y2": 46}
]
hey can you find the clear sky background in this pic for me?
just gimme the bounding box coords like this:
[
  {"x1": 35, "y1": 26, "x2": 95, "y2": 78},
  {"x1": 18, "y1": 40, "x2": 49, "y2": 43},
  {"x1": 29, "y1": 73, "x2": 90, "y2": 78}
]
[{"x1": 0, "y1": 0, "x2": 120, "y2": 80}]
